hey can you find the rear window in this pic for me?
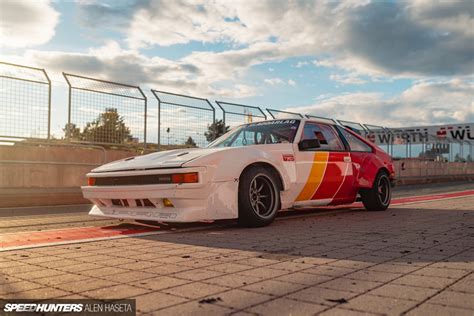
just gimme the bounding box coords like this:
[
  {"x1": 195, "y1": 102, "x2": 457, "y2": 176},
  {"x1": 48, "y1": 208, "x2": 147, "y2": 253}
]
[
  {"x1": 302, "y1": 122, "x2": 345, "y2": 151},
  {"x1": 340, "y1": 128, "x2": 372, "y2": 152}
]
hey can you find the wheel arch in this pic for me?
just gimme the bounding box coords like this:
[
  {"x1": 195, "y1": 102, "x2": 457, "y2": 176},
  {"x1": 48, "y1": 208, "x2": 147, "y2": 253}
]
[
  {"x1": 240, "y1": 161, "x2": 285, "y2": 191},
  {"x1": 378, "y1": 167, "x2": 390, "y2": 176}
]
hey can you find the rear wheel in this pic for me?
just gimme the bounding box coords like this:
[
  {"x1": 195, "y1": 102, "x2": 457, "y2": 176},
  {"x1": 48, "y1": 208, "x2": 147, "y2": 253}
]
[
  {"x1": 238, "y1": 167, "x2": 280, "y2": 227},
  {"x1": 360, "y1": 171, "x2": 391, "y2": 211}
]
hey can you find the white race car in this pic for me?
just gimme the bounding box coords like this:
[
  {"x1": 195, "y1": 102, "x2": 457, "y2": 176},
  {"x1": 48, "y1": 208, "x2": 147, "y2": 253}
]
[{"x1": 82, "y1": 119, "x2": 395, "y2": 227}]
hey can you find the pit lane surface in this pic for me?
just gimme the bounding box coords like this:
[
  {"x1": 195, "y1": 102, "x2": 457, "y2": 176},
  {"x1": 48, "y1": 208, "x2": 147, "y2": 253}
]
[
  {"x1": 0, "y1": 184, "x2": 473, "y2": 315},
  {"x1": 1, "y1": 182, "x2": 473, "y2": 250}
]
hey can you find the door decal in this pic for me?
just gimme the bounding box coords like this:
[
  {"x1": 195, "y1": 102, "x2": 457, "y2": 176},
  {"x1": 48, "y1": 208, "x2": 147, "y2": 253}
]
[
  {"x1": 311, "y1": 152, "x2": 347, "y2": 200},
  {"x1": 295, "y1": 152, "x2": 329, "y2": 201}
]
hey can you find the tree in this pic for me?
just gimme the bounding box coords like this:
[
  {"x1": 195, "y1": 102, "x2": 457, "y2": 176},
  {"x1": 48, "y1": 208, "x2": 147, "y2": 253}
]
[
  {"x1": 81, "y1": 108, "x2": 132, "y2": 144},
  {"x1": 185, "y1": 136, "x2": 197, "y2": 147},
  {"x1": 63, "y1": 123, "x2": 81, "y2": 140},
  {"x1": 204, "y1": 119, "x2": 230, "y2": 142}
]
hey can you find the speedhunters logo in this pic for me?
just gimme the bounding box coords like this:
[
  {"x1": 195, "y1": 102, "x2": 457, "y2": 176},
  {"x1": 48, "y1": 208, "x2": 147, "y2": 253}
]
[
  {"x1": 1, "y1": 300, "x2": 135, "y2": 316},
  {"x1": 4, "y1": 304, "x2": 83, "y2": 313}
]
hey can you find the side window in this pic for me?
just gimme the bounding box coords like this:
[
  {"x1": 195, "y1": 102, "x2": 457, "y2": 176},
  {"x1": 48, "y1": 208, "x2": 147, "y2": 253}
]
[
  {"x1": 340, "y1": 128, "x2": 372, "y2": 152},
  {"x1": 301, "y1": 123, "x2": 344, "y2": 151}
]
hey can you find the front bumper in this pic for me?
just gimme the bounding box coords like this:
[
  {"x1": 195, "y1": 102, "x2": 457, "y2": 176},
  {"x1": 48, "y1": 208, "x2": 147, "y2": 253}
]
[{"x1": 82, "y1": 167, "x2": 238, "y2": 222}]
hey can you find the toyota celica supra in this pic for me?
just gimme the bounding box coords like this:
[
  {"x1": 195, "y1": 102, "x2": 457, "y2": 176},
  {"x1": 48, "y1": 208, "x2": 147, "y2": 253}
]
[{"x1": 82, "y1": 119, "x2": 395, "y2": 227}]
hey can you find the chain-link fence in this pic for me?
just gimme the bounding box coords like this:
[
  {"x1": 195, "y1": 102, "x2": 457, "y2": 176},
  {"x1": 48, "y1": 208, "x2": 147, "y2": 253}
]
[
  {"x1": 337, "y1": 120, "x2": 369, "y2": 137},
  {"x1": 151, "y1": 90, "x2": 215, "y2": 148},
  {"x1": 0, "y1": 62, "x2": 51, "y2": 139},
  {"x1": 364, "y1": 124, "x2": 390, "y2": 153},
  {"x1": 216, "y1": 101, "x2": 267, "y2": 129},
  {"x1": 305, "y1": 114, "x2": 336, "y2": 125},
  {"x1": 1, "y1": 61, "x2": 471, "y2": 161},
  {"x1": 63, "y1": 73, "x2": 147, "y2": 146},
  {"x1": 267, "y1": 108, "x2": 304, "y2": 119}
]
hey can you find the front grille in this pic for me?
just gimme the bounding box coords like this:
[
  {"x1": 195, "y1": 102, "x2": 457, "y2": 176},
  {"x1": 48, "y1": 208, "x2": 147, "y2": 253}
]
[
  {"x1": 109, "y1": 198, "x2": 156, "y2": 208},
  {"x1": 95, "y1": 174, "x2": 172, "y2": 186}
]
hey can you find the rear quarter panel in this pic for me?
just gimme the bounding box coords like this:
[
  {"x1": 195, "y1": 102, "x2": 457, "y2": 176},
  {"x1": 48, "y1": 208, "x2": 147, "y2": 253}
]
[{"x1": 345, "y1": 129, "x2": 394, "y2": 189}]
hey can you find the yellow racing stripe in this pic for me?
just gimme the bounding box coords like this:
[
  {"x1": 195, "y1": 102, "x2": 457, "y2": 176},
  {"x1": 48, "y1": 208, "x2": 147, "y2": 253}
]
[{"x1": 296, "y1": 152, "x2": 329, "y2": 201}]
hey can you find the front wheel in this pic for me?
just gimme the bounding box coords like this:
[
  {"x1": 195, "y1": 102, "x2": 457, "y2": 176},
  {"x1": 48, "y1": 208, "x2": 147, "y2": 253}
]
[
  {"x1": 360, "y1": 171, "x2": 392, "y2": 211},
  {"x1": 238, "y1": 167, "x2": 280, "y2": 227}
]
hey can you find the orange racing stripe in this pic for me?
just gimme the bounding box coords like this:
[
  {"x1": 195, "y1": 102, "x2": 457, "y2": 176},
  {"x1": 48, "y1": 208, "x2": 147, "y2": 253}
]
[{"x1": 296, "y1": 152, "x2": 329, "y2": 201}]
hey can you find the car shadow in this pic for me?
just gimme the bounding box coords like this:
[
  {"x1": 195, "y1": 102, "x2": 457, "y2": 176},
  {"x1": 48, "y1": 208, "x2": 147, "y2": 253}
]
[{"x1": 120, "y1": 206, "x2": 474, "y2": 266}]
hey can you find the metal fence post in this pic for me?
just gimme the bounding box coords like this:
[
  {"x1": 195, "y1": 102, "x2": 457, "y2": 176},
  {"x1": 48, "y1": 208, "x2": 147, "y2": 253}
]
[
  {"x1": 42, "y1": 69, "x2": 52, "y2": 140},
  {"x1": 62, "y1": 72, "x2": 72, "y2": 139},
  {"x1": 137, "y1": 87, "x2": 147, "y2": 150},
  {"x1": 157, "y1": 98, "x2": 161, "y2": 151}
]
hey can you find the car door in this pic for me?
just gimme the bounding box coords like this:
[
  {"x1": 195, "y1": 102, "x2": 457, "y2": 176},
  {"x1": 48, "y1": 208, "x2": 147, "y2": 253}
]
[{"x1": 294, "y1": 122, "x2": 354, "y2": 206}]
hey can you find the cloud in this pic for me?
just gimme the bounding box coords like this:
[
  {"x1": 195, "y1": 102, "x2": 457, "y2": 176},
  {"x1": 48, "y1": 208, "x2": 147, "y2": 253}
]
[
  {"x1": 287, "y1": 79, "x2": 296, "y2": 86},
  {"x1": 337, "y1": 1, "x2": 474, "y2": 77},
  {"x1": 126, "y1": 1, "x2": 250, "y2": 48},
  {"x1": 329, "y1": 73, "x2": 367, "y2": 85},
  {"x1": 22, "y1": 41, "x2": 256, "y2": 98},
  {"x1": 76, "y1": 0, "x2": 146, "y2": 28},
  {"x1": 287, "y1": 80, "x2": 473, "y2": 127},
  {"x1": 295, "y1": 61, "x2": 309, "y2": 68},
  {"x1": 0, "y1": 0, "x2": 59, "y2": 48},
  {"x1": 264, "y1": 78, "x2": 296, "y2": 86},
  {"x1": 119, "y1": 1, "x2": 473, "y2": 77},
  {"x1": 264, "y1": 78, "x2": 284, "y2": 85}
]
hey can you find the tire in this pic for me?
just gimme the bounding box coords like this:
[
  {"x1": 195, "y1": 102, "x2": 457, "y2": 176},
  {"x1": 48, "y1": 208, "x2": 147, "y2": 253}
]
[
  {"x1": 238, "y1": 166, "x2": 280, "y2": 227},
  {"x1": 360, "y1": 170, "x2": 392, "y2": 211}
]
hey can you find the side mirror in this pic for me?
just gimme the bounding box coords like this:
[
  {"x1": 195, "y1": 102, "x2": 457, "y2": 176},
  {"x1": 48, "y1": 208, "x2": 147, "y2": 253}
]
[{"x1": 298, "y1": 139, "x2": 321, "y2": 151}]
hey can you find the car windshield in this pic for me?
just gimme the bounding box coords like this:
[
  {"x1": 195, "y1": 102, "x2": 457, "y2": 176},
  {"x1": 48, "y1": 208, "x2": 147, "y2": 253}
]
[{"x1": 207, "y1": 120, "x2": 300, "y2": 148}]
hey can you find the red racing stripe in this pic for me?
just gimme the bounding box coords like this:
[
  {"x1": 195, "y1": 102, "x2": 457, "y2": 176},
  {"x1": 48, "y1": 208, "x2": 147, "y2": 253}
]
[{"x1": 311, "y1": 152, "x2": 346, "y2": 200}]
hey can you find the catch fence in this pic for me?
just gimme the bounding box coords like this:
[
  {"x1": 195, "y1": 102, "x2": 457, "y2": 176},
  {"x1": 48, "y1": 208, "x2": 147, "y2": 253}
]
[
  {"x1": 63, "y1": 73, "x2": 147, "y2": 147},
  {"x1": 1, "y1": 60, "x2": 471, "y2": 161},
  {"x1": 151, "y1": 90, "x2": 215, "y2": 148},
  {"x1": 0, "y1": 62, "x2": 51, "y2": 139},
  {"x1": 216, "y1": 101, "x2": 267, "y2": 129},
  {"x1": 305, "y1": 114, "x2": 336, "y2": 124},
  {"x1": 266, "y1": 108, "x2": 304, "y2": 119}
]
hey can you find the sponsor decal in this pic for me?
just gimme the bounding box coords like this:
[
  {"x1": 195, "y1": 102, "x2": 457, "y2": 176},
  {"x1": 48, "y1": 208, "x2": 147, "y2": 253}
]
[
  {"x1": 367, "y1": 133, "x2": 376, "y2": 143},
  {"x1": 282, "y1": 154, "x2": 295, "y2": 161},
  {"x1": 436, "y1": 128, "x2": 447, "y2": 139},
  {"x1": 296, "y1": 152, "x2": 328, "y2": 201},
  {"x1": 248, "y1": 119, "x2": 296, "y2": 126},
  {"x1": 367, "y1": 124, "x2": 473, "y2": 145}
]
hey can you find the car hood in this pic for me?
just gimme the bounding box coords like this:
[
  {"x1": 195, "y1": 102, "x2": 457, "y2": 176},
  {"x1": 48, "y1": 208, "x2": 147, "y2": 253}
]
[{"x1": 91, "y1": 147, "x2": 227, "y2": 173}]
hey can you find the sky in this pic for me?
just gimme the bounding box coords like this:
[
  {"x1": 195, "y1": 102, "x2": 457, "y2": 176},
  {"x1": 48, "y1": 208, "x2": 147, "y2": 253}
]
[{"x1": 0, "y1": 0, "x2": 473, "y2": 140}]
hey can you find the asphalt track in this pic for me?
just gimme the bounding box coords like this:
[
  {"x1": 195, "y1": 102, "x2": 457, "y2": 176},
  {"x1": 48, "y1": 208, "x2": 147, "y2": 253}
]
[{"x1": 1, "y1": 183, "x2": 473, "y2": 251}]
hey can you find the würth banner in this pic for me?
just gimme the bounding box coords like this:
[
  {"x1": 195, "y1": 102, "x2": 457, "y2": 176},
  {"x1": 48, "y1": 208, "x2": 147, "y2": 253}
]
[{"x1": 367, "y1": 123, "x2": 474, "y2": 145}]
